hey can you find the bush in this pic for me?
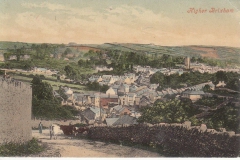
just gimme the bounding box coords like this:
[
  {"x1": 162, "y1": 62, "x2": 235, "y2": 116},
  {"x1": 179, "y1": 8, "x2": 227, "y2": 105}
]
[{"x1": 0, "y1": 138, "x2": 45, "y2": 157}]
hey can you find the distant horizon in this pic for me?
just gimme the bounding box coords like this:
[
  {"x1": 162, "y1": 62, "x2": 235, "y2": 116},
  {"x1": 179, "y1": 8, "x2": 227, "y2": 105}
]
[{"x1": 0, "y1": 40, "x2": 239, "y2": 49}]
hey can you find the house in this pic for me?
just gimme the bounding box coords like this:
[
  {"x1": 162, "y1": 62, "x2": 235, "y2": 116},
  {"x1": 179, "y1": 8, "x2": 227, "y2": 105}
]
[
  {"x1": 106, "y1": 87, "x2": 117, "y2": 95},
  {"x1": 105, "y1": 118, "x2": 119, "y2": 126},
  {"x1": 149, "y1": 91, "x2": 161, "y2": 102},
  {"x1": 111, "y1": 115, "x2": 138, "y2": 126},
  {"x1": 118, "y1": 93, "x2": 136, "y2": 106},
  {"x1": 73, "y1": 94, "x2": 88, "y2": 106},
  {"x1": 117, "y1": 84, "x2": 126, "y2": 96},
  {"x1": 148, "y1": 84, "x2": 159, "y2": 90},
  {"x1": 100, "y1": 95, "x2": 119, "y2": 109},
  {"x1": 95, "y1": 66, "x2": 113, "y2": 72},
  {"x1": 8, "y1": 55, "x2": 17, "y2": 60},
  {"x1": 130, "y1": 111, "x2": 141, "y2": 118},
  {"x1": 88, "y1": 75, "x2": 101, "y2": 82},
  {"x1": 216, "y1": 81, "x2": 226, "y2": 87},
  {"x1": 124, "y1": 77, "x2": 133, "y2": 85},
  {"x1": 82, "y1": 107, "x2": 106, "y2": 124},
  {"x1": 109, "y1": 105, "x2": 131, "y2": 118},
  {"x1": 129, "y1": 85, "x2": 138, "y2": 92},
  {"x1": 139, "y1": 96, "x2": 151, "y2": 108},
  {"x1": 20, "y1": 54, "x2": 31, "y2": 60},
  {"x1": 181, "y1": 90, "x2": 205, "y2": 102}
]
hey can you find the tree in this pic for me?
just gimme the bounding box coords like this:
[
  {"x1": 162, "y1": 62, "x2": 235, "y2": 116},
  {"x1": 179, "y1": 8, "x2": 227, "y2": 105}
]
[
  {"x1": 31, "y1": 75, "x2": 54, "y2": 100},
  {"x1": 62, "y1": 48, "x2": 72, "y2": 57},
  {"x1": 213, "y1": 71, "x2": 228, "y2": 85},
  {"x1": 150, "y1": 71, "x2": 165, "y2": 84},
  {"x1": 204, "y1": 105, "x2": 240, "y2": 133},
  {"x1": 226, "y1": 78, "x2": 240, "y2": 91},
  {"x1": 64, "y1": 65, "x2": 77, "y2": 79},
  {"x1": 86, "y1": 81, "x2": 109, "y2": 92},
  {"x1": 138, "y1": 99, "x2": 199, "y2": 124},
  {"x1": 203, "y1": 84, "x2": 211, "y2": 92}
]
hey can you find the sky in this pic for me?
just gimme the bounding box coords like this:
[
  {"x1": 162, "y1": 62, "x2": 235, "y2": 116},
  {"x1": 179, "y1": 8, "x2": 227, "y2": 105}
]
[{"x1": 0, "y1": 0, "x2": 240, "y2": 47}]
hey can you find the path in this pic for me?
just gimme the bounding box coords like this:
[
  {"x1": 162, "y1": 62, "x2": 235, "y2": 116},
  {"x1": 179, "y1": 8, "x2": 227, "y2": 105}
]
[{"x1": 31, "y1": 129, "x2": 162, "y2": 157}]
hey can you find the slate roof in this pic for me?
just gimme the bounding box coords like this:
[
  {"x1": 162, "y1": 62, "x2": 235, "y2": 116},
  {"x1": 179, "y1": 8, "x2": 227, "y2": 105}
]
[
  {"x1": 90, "y1": 107, "x2": 105, "y2": 114},
  {"x1": 112, "y1": 115, "x2": 138, "y2": 126},
  {"x1": 112, "y1": 105, "x2": 123, "y2": 111},
  {"x1": 106, "y1": 118, "x2": 119, "y2": 126},
  {"x1": 182, "y1": 90, "x2": 205, "y2": 95}
]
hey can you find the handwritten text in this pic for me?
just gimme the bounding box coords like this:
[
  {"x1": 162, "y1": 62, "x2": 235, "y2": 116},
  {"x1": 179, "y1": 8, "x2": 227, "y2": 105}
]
[{"x1": 187, "y1": 8, "x2": 234, "y2": 14}]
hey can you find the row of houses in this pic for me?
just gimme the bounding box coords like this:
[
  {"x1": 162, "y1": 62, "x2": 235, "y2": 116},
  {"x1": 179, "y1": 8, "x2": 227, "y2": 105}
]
[
  {"x1": 191, "y1": 63, "x2": 240, "y2": 74},
  {"x1": 133, "y1": 65, "x2": 184, "y2": 76},
  {"x1": 89, "y1": 73, "x2": 138, "y2": 85},
  {"x1": 59, "y1": 80, "x2": 216, "y2": 113},
  {"x1": 8, "y1": 54, "x2": 31, "y2": 61}
]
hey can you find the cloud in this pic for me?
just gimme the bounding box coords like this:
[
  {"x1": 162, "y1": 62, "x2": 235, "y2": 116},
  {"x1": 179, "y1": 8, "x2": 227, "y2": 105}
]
[
  {"x1": 15, "y1": 12, "x2": 60, "y2": 35},
  {"x1": 1, "y1": 2, "x2": 238, "y2": 47},
  {"x1": 0, "y1": 13, "x2": 10, "y2": 20},
  {"x1": 21, "y1": 2, "x2": 67, "y2": 11}
]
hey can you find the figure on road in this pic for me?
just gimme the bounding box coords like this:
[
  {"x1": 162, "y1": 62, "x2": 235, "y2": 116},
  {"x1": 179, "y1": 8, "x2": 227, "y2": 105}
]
[{"x1": 38, "y1": 122, "x2": 42, "y2": 134}]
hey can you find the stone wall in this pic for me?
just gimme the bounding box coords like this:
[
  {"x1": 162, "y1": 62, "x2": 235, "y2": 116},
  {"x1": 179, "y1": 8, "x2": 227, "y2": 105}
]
[
  {"x1": 88, "y1": 122, "x2": 240, "y2": 157},
  {"x1": 0, "y1": 78, "x2": 32, "y2": 144}
]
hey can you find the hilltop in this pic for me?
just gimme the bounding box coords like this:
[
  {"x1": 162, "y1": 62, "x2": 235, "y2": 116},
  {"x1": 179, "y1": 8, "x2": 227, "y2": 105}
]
[{"x1": 80, "y1": 43, "x2": 240, "y2": 64}]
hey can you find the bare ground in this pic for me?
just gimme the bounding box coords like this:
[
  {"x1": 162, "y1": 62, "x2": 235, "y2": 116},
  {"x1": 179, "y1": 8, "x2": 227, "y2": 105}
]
[{"x1": 30, "y1": 129, "x2": 162, "y2": 157}]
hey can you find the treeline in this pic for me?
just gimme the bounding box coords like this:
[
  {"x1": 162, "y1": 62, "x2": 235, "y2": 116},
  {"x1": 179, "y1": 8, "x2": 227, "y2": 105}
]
[
  {"x1": 138, "y1": 99, "x2": 240, "y2": 133},
  {"x1": 150, "y1": 70, "x2": 240, "y2": 91}
]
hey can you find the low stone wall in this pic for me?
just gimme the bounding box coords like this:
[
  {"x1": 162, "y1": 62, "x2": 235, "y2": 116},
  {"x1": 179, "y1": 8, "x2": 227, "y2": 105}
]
[{"x1": 88, "y1": 122, "x2": 240, "y2": 157}]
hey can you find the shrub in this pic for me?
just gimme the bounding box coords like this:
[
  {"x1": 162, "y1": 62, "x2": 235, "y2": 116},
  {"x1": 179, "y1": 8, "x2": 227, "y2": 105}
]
[{"x1": 0, "y1": 138, "x2": 45, "y2": 157}]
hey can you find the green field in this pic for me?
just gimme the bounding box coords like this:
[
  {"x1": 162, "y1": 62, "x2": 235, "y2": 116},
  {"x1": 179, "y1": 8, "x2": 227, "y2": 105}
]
[{"x1": 13, "y1": 75, "x2": 87, "y2": 91}]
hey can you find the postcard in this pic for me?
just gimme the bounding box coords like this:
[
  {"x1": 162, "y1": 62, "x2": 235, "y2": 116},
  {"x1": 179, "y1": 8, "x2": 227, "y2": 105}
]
[{"x1": 0, "y1": 0, "x2": 239, "y2": 158}]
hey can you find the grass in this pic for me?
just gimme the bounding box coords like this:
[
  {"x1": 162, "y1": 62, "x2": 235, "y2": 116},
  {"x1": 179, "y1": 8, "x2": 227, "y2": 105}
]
[
  {"x1": 0, "y1": 138, "x2": 45, "y2": 157},
  {"x1": 13, "y1": 74, "x2": 87, "y2": 91}
]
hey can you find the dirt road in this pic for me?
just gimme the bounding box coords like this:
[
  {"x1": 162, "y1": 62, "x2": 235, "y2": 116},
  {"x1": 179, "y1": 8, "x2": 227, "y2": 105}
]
[{"x1": 32, "y1": 129, "x2": 162, "y2": 157}]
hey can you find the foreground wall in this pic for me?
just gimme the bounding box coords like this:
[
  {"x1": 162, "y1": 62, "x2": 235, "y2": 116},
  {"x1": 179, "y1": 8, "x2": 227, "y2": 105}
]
[
  {"x1": 88, "y1": 122, "x2": 240, "y2": 157},
  {"x1": 0, "y1": 78, "x2": 32, "y2": 144}
]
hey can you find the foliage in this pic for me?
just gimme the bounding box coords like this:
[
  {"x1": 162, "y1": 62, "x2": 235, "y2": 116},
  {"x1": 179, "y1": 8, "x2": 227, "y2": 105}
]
[
  {"x1": 31, "y1": 75, "x2": 54, "y2": 100},
  {"x1": 57, "y1": 87, "x2": 68, "y2": 101},
  {"x1": 202, "y1": 105, "x2": 240, "y2": 133},
  {"x1": 151, "y1": 71, "x2": 213, "y2": 90},
  {"x1": 138, "y1": 99, "x2": 200, "y2": 124},
  {"x1": 64, "y1": 65, "x2": 77, "y2": 79},
  {"x1": 226, "y1": 78, "x2": 240, "y2": 91},
  {"x1": 0, "y1": 138, "x2": 45, "y2": 157},
  {"x1": 150, "y1": 71, "x2": 164, "y2": 84},
  {"x1": 62, "y1": 48, "x2": 72, "y2": 57},
  {"x1": 86, "y1": 81, "x2": 109, "y2": 92},
  {"x1": 31, "y1": 75, "x2": 79, "y2": 120},
  {"x1": 194, "y1": 96, "x2": 225, "y2": 109}
]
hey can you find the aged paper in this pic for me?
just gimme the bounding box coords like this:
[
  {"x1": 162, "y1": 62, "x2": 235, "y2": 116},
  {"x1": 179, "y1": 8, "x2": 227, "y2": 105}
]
[{"x1": 0, "y1": 0, "x2": 239, "y2": 158}]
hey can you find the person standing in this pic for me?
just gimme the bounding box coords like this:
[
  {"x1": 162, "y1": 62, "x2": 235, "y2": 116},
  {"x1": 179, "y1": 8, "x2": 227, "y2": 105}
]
[
  {"x1": 50, "y1": 124, "x2": 53, "y2": 140},
  {"x1": 38, "y1": 122, "x2": 42, "y2": 134}
]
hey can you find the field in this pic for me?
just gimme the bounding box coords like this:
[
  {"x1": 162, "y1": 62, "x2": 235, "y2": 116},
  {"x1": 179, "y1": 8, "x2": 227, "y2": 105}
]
[
  {"x1": 13, "y1": 75, "x2": 86, "y2": 91},
  {"x1": 82, "y1": 43, "x2": 240, "y2": 65}
]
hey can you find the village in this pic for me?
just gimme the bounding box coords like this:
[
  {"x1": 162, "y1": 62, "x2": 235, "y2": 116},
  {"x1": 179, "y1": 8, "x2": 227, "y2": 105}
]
[{"x1": 9, "y1": 57, "x2": 234, "y2": 127}]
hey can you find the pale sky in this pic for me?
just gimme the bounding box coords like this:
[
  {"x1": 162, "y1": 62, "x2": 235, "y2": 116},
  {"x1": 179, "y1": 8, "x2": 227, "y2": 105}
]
[{"x1": 0, "y1": 0, "x2": 240, "y2": 47}]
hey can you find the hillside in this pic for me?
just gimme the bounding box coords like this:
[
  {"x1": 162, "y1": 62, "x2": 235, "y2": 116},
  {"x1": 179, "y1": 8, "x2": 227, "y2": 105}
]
[
  {"x1": 68, "y1": 43, "x2": 240, "y2": 64},
  {"x1": 1, "y1": 41, "x2": 239, "y2": 65}
]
